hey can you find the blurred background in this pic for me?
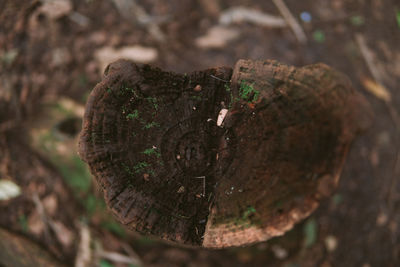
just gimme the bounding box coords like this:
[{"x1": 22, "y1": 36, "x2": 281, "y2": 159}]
[{"x1": 0, "y1": 0, "x2": 399, "y2": 266}]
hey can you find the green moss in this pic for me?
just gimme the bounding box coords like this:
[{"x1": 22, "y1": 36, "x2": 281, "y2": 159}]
[
  {"x1": 99, "y1": 260, "x2": 114, "y2": 267},
  {"x1": 191, "y1": 95, "x2": 202, "y2": 101},
  {"x1": 126, "y1": 110, "x2": 139, "y2": 120},
  {"x1": 146, "y1": 97, "x2": 159, "y2": 110},
  {"x1": 313, "y1": 30, "x2": 325, "y2": 43},
  {"x1": 101, "y1": 220, "x2": 125, "y2": 237},
  {"x1": 133, "y1": 162, "x2": 150, "y2": 173},
  {"x1": 350, "y1": 15, "x2": 364, "y2": 26},
  {"x1": 121, "y1": 163, "x2": 133, "y2": 176},
  {"x1": 142, "y1": 148, "x2": 161, "y2": 157},
  {"x1": 123, "y1": 85, "x2": 139, "y2": 98},
  {"x1": 124, "y1": 86, "x2": 134, "y2": 93},
  {"x1": 239, "y1": 81, "x2": 259, "y2": 103},
  {"x1": 242, "y1": 206, "x2": 256, "y2": 219},
  {"x1": 58, "y1": 155, "x2": 92, "y2": 193},
  {"x1": 303, "y1": 218, "x2": 317, "y2": 248},
  {"x1": 84, "y1": 194, "x2": 98, "y2": 215},
  {"x1": 18, "y1": 215, "x2": 29, "y2": 232},
  {"x1": 143, "y1": 122, "x2": 160, "y2": 129},
  {"x1": 397, "y1": 9, "x2": 400, "y2": 28}
]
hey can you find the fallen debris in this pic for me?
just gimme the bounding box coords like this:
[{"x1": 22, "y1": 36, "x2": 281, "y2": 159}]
[
  {"x1": 195, "y1": 26, "x2": 240, "y2": 49},
  {"x1": 0, "y1": 179, "x2": 21, "y2": 201},
  {"x1": 361, "y1": 77, "x2": 391, "y2": 102},
  {"x1": 272, "y1": 0, "x2": 307, "y2": 43},
  {"x1": 217, "y1": 108, "x2": 228, "y2": 126},
  {"x1": 95, "y1": 46, "x2": 158, "y2": 72},
  {"x1": 219, "y1": 6, "x2": 286, "y2": 28}
]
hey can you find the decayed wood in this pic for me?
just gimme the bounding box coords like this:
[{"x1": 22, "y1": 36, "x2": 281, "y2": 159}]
[{"x1": 78, "y1": 59, "x2": 372, "y2": 248}]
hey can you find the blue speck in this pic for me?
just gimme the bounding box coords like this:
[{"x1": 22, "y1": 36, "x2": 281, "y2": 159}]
[{"x1": 300, "y1": 12, "x2": 312, "y2": 22}]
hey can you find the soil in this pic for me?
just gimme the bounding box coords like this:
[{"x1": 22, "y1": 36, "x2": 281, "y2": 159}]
[{"x1": 1, "y1": 0, "x2": 399, "y2": 266}]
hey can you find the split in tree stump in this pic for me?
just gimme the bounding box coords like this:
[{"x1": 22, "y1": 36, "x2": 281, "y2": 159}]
[{"x1": 78, "y1": 59, "x2": 372, "y2": 248}]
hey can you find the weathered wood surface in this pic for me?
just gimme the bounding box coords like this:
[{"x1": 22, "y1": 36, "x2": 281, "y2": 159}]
[{"x1": 78, "y1": 59, "x2": 372, "y2": 248}]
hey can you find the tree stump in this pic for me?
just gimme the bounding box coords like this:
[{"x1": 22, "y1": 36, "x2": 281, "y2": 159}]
[{"x1": 78, "y1": 59, "x2": 372, "y2": 248}]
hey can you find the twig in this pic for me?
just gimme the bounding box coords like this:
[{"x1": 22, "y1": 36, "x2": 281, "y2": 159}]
[
  {"x1": 355, "y1": 34, "x2": 385, "y2": 85},
  {"x1": 111, "y1": 0, "x2": 167, "y2": 42},
  {"x1": 120, "y1": 242, "x2": 144, "y2": 267},
  {"x1": 75, "y1": 222, "x2": 92, "y2": 267},
  {"x1": 210, "y1": 74, "x2": 229, "y2": 83},
  {"x1": 98, "y1": 250, "x2": 142, "y2": 266},
  {"x1": 219, "y1": 6, "x2": 286, "y2": 28},
  {"x1": 272, "y1": 0, "x2": 307, "y2": 43}
]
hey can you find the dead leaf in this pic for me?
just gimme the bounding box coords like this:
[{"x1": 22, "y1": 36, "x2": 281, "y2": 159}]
[
  {"x1": 0, "y1": 179, "x2": 21, "y2": 201},
  {"x1": 361, "y1": 77, "x2": 391, "y2": 102},
  {"x1": 95, "y1": 46, "x2": 158, "y2": 72},
  {"x1": 195, "y1": 26, "x2": 239, "y2": 49}
]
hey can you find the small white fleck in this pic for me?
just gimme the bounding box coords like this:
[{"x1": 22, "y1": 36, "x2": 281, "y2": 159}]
[
  {"x1": 152, "y1": 145, "x2": 157, "y2": 149},
  {"x1": 0, "y1": 180, "x2": 21, "y2": 201},
  {"x1": 194, "y1": 84, "x2": 202, "y2": 91},
  {"x1": 271, "y1": 245, "x2": 288, "y2": 259},
  {"x1": 193, "y1": 106, "x2": 196, "y2": 110},
  {"x1": 207, "y1": 118, "x2": 213, "y2": 122},
  {"x1": 177, "y1": 186, "x2": 185, "y2": 193},
  {"x1": 324, "y1": 235, "x2": 338, "y2": 252},
  {"x1": 217, "y1": 108, "x2": 228, "y2": 127},
  {"x1": 238, "y1": 189, "x2": 243, "y2": 192},
  {"x1": 176, "y1": 154, "x2": 181, "y2": 159},
  {"x1": 231, "y1": 186, "x2": 234, "y2": 190}
]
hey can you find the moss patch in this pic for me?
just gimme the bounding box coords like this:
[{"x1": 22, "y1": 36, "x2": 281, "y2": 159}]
[{"x1": 239, "y1": 81, "x2": 259, "y2": 103}]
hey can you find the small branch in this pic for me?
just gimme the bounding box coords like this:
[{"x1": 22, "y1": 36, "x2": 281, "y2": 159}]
[
  {"x1": 75, "y1": 222, "x2": 92, "y2": 267},
  {"x1": 111, "y1": 0, "x2": 167, "y2": 42},
  {"x1": 219, "y1": 6, "x2": 286, "y2": 28},
  {"x1": 120, "y1": 242, "x2": 144, "y2": 267},
  {"x1": 355, "y1": 34, "x2": 384, "y2": 85},
  {"x1": 272, "y1": 0, "x2": 307, "y2": 44},
  {"x1": 98, "y1": 250, "x2": 142, "y2": 266}
]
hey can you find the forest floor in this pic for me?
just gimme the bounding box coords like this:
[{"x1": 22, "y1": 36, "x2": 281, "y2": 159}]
[{"x1": 0, "y1": 0, "x2": 400, "y2": 266}]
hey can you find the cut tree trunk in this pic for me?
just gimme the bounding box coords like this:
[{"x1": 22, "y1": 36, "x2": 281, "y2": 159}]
[{"x1": 78, "y1": 59, "x2": 372, "y2": 248}]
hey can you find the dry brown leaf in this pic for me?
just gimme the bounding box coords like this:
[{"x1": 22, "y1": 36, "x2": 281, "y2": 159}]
[
  {"x1": 361, "y1": 77, "x2": 391, "y2": 102},
  {"x1": 95, "y1": 46, "x2": 158, "y2": 73},
  {"x1": 195, "y1": 26, "x2": 239, "y2": 49},
  {"x1": 42, "y1": 194, "x2": 58, "y2": 217}
]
